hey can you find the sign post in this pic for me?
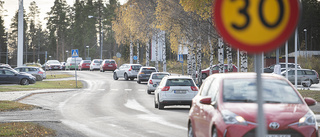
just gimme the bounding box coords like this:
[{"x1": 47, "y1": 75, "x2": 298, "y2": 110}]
[
  {"x1": 71, "y1": 49, "x2": 79, "y2": 88},
  {"x1": 213, "y1": 0, "x2": 301, "y2": 136}
]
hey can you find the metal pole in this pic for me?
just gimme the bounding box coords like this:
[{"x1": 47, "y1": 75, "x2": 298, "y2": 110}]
[
  {"x1": 256, "y1": 54, "x2": 266, "y2": 137},
  {"x1": 285, "y1": 41, "x2": 288, "y2": 79},
  {"x1": 17, "y1": 0, "x2": 24, "y2": 67},
  {"x1": 5, "y1": 28, "x2": 8, "y2": 64},
  {"x1": 101, "y1": 20, "x2": 103, "y2": 60},
  {"x1": 237, "y1": 49, "x2": 239, "y2": 72},
  {"x1": 295, "y1": 29, "x2": 298, "y2": 89}
]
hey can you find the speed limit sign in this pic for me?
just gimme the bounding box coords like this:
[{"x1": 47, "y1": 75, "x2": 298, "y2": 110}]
[{"x1": 214, "y1": 0, "x2": 301, "y2": 53}]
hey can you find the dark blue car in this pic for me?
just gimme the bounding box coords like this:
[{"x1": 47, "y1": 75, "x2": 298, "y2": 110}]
[{"x1": 0, "y1": 68, "x2": 36, "y2": 85}]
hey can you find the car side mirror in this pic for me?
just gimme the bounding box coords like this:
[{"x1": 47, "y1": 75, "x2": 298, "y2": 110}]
[{"x1": 304, "y1": 97, "x2": 317, "y2": 106}]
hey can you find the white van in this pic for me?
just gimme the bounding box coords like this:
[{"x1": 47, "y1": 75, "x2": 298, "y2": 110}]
[{"x1": 65, "y1": 57, "x2": 83, "y2": 70}]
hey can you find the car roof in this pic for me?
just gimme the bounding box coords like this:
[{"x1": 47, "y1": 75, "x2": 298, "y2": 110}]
[
  {"x1": 151, "y1": 72, "x2": 170, "y2": 74},
  {"x1": 208, "y1": 72, "x2": 285, "y2": 80},
  {"x1": 166, "y1": 75, "x2": 193, "y2": 79},
  {"x1": 15, "y1": 66, "x2": 38, "y2": 68},
  {"x1": 141, "y1": 66, "x2": 156, "y2": 68}
]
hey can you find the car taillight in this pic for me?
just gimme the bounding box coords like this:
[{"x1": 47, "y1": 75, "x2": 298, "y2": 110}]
[
  {"x1": 129, "y1": 66, "x2": 132, "y2": 71},
  {"x1": 315, "y1": 71, "x2": 319, "y2": 78},
  {"x1": 149, "y1": 80, "x2": 153, "y2": 84},
  {"x1": 93, "y1": 63, "x2": 95, "y2": 65},
  {"x1": 191, "y1": 86, "x2": 198, "y2": 91},
  {"x1": 161, "y1": 86, "x2": 170, "y2": 91},
  {"x1": 38, "y1": 71, "x2": 43, "y2": 74},
  {"x1": 115, "y1": 64, "x2": 117, "y2": 67}
]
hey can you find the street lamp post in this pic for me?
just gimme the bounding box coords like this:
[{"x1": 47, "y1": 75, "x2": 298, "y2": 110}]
[
  {"x1": 86, "y1": 46, "x2": 89, "y2": 59},
  {"x1": 88, "y1": 15, "x2": 103, "y2": 60},
  {"x1": 5, "y1": 28, "x2": 8, "y2": 64},
  {"x1": 304, "y1": 29, "x2": 307, "y2": 57},
  {"x1": 66, "y1": 50, "x2": 69, "y2": 58}
]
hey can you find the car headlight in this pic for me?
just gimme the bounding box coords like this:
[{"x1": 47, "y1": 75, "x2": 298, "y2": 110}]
[
  {"x1": 299, "y1": 111, "x2": 316, "y2": 126},
  {"x1": 221, "y1": 110, "x2": 247, "y2": 125}
]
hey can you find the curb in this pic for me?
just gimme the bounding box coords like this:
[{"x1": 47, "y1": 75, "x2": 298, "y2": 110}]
[{"x1": 13, "y1": 89, "x2": 79, "y2": 101}]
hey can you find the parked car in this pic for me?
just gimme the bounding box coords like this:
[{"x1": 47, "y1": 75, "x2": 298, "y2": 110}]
[
  {"x1": 264, "y1": 63, "x2": 302, "y2": 73},
  {"x1": 113, "y1": 64, "x2": 142, "y2": 80},
  {"x1": 14, "y1": 66, "x2": 46, "y2": 81},
  {"x1": 201, "y1": 64, "x2": 238, "y2": 79},
  {"x1": 188, "y1": 73, "x2": 318, "y2": 137},
  {"x1": 154, "y1": 75, "x2": 198, "y2": 109},
  {"x1": 65, "y1": 57, "x2": 83, "y2": 70},
  {"x1": 100, "y1": 59, "x2": 117, "y2": 72},
  {"x1": 45, "y1": 60, "x2": 62, "y2": 70},
  {"x1": 137, "y1": 67, "x2": 158, "y2": 84},
  {"x1": 0, "y1": 68, "x2": 36, "y2": 85},
  {"x1": 147, "y1": 72, "x2": 170, "y2": 94},
  {"x1": 90, "y1": 59, "x2": 103, "y2": 71},
  {"x1": 78, "y1": 60, "x2": 91, "y2": 71},
  {"x1": 281, "y1": 69, "x2": 319, "y2": 87}
]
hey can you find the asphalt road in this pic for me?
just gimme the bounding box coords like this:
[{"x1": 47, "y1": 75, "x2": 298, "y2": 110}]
[{"x1": 19, "y1": 70, "x2": 190, "y2": 137}]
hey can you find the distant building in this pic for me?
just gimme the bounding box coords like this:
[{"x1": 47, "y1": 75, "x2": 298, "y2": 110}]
[{"x1": 288, "y1": 51, "x2": 320, "y2": 57}]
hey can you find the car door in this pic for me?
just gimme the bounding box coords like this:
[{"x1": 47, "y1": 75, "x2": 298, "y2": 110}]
[
  {"x1": 4, "y1": 69, "x2": 20, "y2": 84},
  {"x1": 117, "y1": 65, "x2": 126, "y2": 78},
  {"x1": 0, "y1": 70, "x2": 6, "y2": 83}
]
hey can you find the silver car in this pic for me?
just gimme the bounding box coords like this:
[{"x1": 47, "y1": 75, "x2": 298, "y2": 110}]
[
  {"x1": 154, "y1": 75, "x2": 198, "y2": 109},
  {"x1": 147, "y1": 72, "x2": 170, "y2": 94},
  {"x1": 90, "y1": 59, "x2": 103, "y2": 71},
  {"x1": 281, "y1": 69, "x2": 319, "y2": 87},
  {"x1": 14, "y1": 66, "x2": 46, "y2": 81},
  {"x1": 113, "y1": 64, "x2": 142, "y2": 80}
]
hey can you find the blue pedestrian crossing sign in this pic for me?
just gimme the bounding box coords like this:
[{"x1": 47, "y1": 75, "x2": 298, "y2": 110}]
[{"x1": 71, "y1": 49, "x2": 79, "y2": 58}]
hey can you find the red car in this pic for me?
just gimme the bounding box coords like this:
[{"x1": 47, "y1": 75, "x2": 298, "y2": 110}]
[
  {"x1": 201, "y1": 64, "x2": 238, "y2": 79},
  {"x1": 188, "y1": 73, "x2": 318, "y2": 137},
  {"x1": 100, "y1": 59, "x2": 117, "y2": 72},
  {"x1": 78, "y1": 60, "x2": 91, "y2": 70}
]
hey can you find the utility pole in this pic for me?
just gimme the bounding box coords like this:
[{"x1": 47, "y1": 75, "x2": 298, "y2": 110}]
[{"x1": 17, "y1": 0, "x2": 24, "y2": 67}]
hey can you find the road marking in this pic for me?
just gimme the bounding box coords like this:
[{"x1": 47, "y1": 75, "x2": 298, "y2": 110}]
[
  {"x1": 138, "y1": 89, "x2": 145, "y2": 92},
  {"x1": 110, "y1": 89, "x2": 119, "y2": 91},
  {"x1": 98, "y1": 89, "x2": 105, "y2": 91},
  {"x1": 125, "y1": 89, "x2": 132, "y2": 91}
]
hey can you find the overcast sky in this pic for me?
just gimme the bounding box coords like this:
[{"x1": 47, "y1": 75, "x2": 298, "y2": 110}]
[{"x1": 3, "y1": 0, "x2": 127, "y2": 29}]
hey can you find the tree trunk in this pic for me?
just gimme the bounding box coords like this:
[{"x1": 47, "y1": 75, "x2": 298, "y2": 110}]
[
  {"x1": 137, "y1": 41, "x2": 139, "y2": 64},
  {"x1": 240, "y1": 51, "x2": 248, "y2": 72},
  {"x1": 218, "y1": 38, "x2": 224, "y2": 73},
  {"x1": 130, "y1": 35, "x2": 133, "y2": 64},
  {"x1": 227, "y1": 45, "x2": 232, "y2": 72},
  {"x1": 162, "y1": 33, "x2": 166, "y2": 72},
  {"x1": 187, "y1": 40, "x2": 191, "y2": 75},
  {"x1": 146, "y1": 40, "x2": 150, "y2": 67},
  {"x1": 197, "y1": 37, "x2": 202, "y2": 85},
  {"x1": 155, "y1": 33, "x2": 159, "y2": 70},
  {"x1": 209, "y1": 36, "x2": 214, "y2": 76}
]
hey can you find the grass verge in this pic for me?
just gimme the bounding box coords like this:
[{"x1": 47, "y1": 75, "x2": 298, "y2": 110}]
[
  {"x1": 46, "y1": 74, "x2": 73, "y2": 79},
  {"x1": 0, "y1": 122, "x2": 55, "y2": 137},
  {"x1": 0, "y1": 101, "x2": 37, "y2": 112},
  {"x1": 0, "y1": 80, "x2": 83, "y2": 92},
  {"x1": 298, "y1": 90, "x2": 320, "y2": 102}
]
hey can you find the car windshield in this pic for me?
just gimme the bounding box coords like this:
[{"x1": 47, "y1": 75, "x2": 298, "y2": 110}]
[
  {"x1": 223, "y1": 79, "x2": 302, "y2": 104},
  {"x1": 132, "y1": 65, "x2": 141, "y2": 70},
  {"x1": 105, "y1": 60, "x2": 115, "y2": 64},
  {"x1": 83, "y1": 60, "x2": 91, "y2": 63},
  {"x1": 152, "y1": 74, "x2": 169, "y2": 79},
  {"x1": 142, "y1": 68, "x2": 157, "y2": 74},
  {"x1": 166, "y1": 79, "x2": 195, "y2": 86},
  {"x1": 94, "y1": 60, "x2": 101, "y2": 63},
  {"x1": 48, "y1": 61, "x2": 60, "y2": 64}
]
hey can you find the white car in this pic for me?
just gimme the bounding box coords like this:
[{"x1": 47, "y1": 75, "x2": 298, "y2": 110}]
[
  {"x1": 90, "y1": 59, "x2": 103, "y2": 71},
  {"x1": 147, "y1": 72, "x2": 170, "y2": 94},
  {"x1": 154, "y1": 75, "x2": 198, "y2": 109},
  {"x1": 113, "y1": 64, "x2": 142, "y2": 80}
]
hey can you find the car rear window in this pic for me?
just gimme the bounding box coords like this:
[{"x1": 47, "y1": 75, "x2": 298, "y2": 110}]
[
  {"x1": 305, "y1": 70, "x2": 315, "y2": 75},
  {"x1": 84, "y1": 61, "x2": 91, "y2": 63},
  {"x1": 105, "y1": 60, "x2": 115, "y2": 64},
  {"x1": 132, "y1": 65, "x2": 141, "y2": 70},
  {"x1": 223, "y1": 79, "x2": 302, "y2": 104},
  {"x1": 142, "y1": 68, "x2": 157, "y2": 74},
  {"x1": 166, "y1": 79, "x2": 195, "y2": 86},
  {"x1": 94, "y1": 60, "x2": 101, "y2": 63},
  {"x1": 152, "y1": 74, "x2": 169, "y2": 79}
]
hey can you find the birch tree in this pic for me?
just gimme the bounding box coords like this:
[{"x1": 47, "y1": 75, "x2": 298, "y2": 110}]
[{"x1": 240, "y1": 51, "x2": 248, "y2": 72}]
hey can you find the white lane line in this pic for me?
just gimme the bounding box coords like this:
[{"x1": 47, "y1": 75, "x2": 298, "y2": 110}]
[
  {"x1": 138, "y1": 89, "x2": 145, "y2": 92},
  {"x1": 98, "y1": 89, "x2": 105, "y2": 91},
  {"x1": 124, "y1": 99, "x2": 187, "y2": 131},
  {"x1": 110, "y1": 89, "x2": 119, "y2": 91},
  {"x1": 124, "y1": 89, "x2": 132, "y2": 91}
]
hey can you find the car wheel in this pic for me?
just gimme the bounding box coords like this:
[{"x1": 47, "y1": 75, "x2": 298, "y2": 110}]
[
  {"x1": 302, "y1": 79, "x2": 313, "y2": 87},
  {"x1": 202, "y1": 73, "x2": 207, "y2": 79},
  {"x1": 130, "y1": 78, "x2": 134, "y2": 81},
  {"x1": 158, "y1": 100, "x2": 164, "y2": 109},
  {"x1": 113, "y1": 73, "x2": 118, "y2": 80},
  {"x1": 188, "y1": 122, "x2": 194, "y2": 137},
  {"x1": 212, "y1": 128, "x2": 217, "y2": 137},
  {"x1": 20, "y1": 79, "x2": 30, "y2": 85},
  {"x1": 36, "y1": 75, "x2": 43, "y2": 81},
  {"x1": 124, "y1": 73, "x2": 129, "y2": 80},
  {"x1": 147, "y1": 90, "x2": 151, "y2": 94},
  {"x1": 154, "y1": 97, "x2": 158, "y2": 108},
  {"x1": 137, "y1": 80, "x2": 141, "y2": 84}
]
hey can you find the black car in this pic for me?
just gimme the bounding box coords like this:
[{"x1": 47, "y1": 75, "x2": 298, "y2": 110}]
[
  {"x1": 137, "y1": 67, "x2": 158, "y2": 84},
  {"x1": 0, "y1": 68, "x2": 36, "y2": 85}
]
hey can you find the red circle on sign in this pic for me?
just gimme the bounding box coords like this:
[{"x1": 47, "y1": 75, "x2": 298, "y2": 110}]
[{"x1": 214, "y1": 0, "x2": 301, "y2": 53}]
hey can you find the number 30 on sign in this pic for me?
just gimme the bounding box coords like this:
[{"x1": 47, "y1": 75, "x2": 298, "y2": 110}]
[{"x1": 214, "y1": 0, "x2": 300, "y2": 53}]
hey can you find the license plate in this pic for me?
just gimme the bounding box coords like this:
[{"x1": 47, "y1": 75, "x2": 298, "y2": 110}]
[
  {"x1": 54, "y1": 67, "x2": 58, "y2": 69},
  {"x1": 108, "y1": 65, "x2": 113, "y2": 67},
  {"x1": 266, "y1": 135, "x2": 291, "y2": 137},
  {"x1": 86, "y1": 64, "x2": 89, "y2": 66},
  {"x1": 174, "y1": 90, "x2": 186, "y2": 94},
  {"x1": 153, "y1": 84, "x2": 157, "y2": 87}
]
